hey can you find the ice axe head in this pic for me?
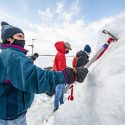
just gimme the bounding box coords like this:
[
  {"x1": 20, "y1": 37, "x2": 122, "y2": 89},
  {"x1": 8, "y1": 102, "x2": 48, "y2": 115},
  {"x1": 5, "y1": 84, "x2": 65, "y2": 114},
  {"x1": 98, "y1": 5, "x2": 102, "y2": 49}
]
[{"x1": 102, "y1": 30, "x2": 118, "y2": 42}]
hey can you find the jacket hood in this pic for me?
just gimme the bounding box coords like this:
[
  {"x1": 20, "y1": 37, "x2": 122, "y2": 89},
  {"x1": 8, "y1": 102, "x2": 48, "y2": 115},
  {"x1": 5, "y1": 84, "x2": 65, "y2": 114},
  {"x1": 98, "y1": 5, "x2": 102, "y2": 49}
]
[{"x1": 55, "y1": 41, "x2": 65, "y2": 54}]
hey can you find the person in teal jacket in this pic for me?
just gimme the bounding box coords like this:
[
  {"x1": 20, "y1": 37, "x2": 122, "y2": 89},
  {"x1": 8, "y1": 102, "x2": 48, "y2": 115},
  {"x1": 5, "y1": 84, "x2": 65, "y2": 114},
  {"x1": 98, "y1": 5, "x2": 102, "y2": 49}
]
[{"x1": 0, "y1": 21, "x2": 88, "y2": 125}]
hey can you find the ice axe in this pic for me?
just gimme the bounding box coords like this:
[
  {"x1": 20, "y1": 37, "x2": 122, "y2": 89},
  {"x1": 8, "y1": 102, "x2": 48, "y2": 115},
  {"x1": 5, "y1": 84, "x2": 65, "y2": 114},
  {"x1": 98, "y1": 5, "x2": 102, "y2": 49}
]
[
  {"x1": 84, "y1": 30, "x2": 118, "y2": 68},
  {"x1": 68, "y1": 85, "x2": 74, "y2": 101},
  {"x1": 102, "y1": 30, "x2": 118, "y2": 42}
]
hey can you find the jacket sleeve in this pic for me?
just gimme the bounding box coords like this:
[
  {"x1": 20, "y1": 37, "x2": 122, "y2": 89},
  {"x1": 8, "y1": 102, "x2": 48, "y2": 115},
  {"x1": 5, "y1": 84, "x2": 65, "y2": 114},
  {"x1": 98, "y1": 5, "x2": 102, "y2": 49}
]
[
  {"x1": 56, "y1": 53, "x2": 66, "y2": 70},
  {"x1": 3, "y1": 52, "x2": 66, "y2": 94}
]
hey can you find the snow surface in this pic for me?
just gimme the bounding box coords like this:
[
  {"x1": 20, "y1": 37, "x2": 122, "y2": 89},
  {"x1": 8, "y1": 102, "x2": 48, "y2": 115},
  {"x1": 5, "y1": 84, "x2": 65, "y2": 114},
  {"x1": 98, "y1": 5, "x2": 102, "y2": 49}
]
[{"x1": 27, "y1": 14, "x2": 125, "y2": 125}]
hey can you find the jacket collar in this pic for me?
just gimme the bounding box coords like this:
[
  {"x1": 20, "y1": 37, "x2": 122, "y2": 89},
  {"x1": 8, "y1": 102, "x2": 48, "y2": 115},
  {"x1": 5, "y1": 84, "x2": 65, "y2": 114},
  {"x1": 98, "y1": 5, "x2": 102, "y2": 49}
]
[{"x1": 0, "y1": 44, "x2": 28, "y2": 55}]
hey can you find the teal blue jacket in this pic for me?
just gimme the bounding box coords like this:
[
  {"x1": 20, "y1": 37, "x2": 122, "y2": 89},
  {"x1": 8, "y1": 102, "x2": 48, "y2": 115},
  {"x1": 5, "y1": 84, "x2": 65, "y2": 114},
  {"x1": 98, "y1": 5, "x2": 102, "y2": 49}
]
[{"x1": 0, "y1": 44, "x2": 66, "y2": 120}]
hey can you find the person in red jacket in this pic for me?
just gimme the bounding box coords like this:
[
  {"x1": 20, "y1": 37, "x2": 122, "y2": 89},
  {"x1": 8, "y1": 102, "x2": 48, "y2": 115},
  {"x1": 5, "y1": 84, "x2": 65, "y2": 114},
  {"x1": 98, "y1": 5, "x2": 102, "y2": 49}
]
[{"x1": 53, "y1": 41, "x2": 72, "y2": 112}]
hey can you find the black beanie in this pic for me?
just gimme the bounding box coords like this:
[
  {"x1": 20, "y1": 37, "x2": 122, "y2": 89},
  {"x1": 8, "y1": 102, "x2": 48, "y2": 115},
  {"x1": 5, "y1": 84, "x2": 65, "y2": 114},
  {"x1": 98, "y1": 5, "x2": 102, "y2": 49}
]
[{"x1": 1, "y1": 21, "x2": 24, "y2": 43}]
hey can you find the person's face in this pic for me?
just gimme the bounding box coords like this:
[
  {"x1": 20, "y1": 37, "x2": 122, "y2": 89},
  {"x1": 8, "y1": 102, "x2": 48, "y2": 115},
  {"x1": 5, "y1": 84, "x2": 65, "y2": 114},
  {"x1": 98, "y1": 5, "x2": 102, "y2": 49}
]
[
  {"x1": 7, "y1": 33, "x2": 25, "y2": 44},
  {"x1": 13, "y1": 33, "x2": 24, "y2": 40},
  {"x1": 65, "y1": 47, "x2": 70, "y2": 54}
]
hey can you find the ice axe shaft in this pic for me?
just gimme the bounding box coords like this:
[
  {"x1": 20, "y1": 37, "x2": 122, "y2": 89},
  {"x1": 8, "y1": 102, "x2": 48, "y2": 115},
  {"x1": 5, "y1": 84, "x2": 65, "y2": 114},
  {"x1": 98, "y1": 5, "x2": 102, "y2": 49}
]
[
  {"x1": 102, "y1": 30, "x2": 118, "y2": 41},
  {"x1": 85, "y1": 30, "x2": 118, "y2": 68}
]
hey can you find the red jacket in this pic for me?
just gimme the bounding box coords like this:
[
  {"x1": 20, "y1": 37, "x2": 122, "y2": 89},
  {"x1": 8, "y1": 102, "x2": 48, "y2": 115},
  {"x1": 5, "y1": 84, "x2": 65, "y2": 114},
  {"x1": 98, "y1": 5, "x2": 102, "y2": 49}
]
[
  {"x1": 72, "y1": 56, "x2": 77, "y2": 69},
  {"x1": 53, "y1": 41, "x2": 66, "y2": 71}
]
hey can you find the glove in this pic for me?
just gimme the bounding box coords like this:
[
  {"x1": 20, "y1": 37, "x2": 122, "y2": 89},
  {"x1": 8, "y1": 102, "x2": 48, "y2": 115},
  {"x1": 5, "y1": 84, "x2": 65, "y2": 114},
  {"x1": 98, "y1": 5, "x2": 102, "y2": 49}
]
[
  {"x1": 76, "y1": 67, "x2": 88, "y2": 83},
  {"x1": 64, "y1": 67, "x2": 76, "y2": 84},
  {"x1": 30, "y1": 53, "x2": 39, "y2": 61},
  {"x1": 34, "y1": 53, "x2": 39, "y2": 57}
]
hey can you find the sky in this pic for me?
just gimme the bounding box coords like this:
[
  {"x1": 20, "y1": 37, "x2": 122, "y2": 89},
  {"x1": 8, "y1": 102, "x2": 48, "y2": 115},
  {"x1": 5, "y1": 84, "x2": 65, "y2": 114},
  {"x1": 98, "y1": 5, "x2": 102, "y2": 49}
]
[
  {"x1": 0, "y1": 0, "x2": 125, "y2": 22},
  {"x1": 0, "y1": 0, "x2": 125, "y2": 57},
  {"x1": 26, "y1": 13, "x2": 125, "y2": 125}
]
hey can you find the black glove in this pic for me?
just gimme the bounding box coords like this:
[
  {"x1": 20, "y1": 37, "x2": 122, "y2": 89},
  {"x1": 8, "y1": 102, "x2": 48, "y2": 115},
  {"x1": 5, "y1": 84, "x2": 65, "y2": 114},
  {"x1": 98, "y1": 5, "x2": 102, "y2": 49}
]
[
  {"x1": 64, "y1": 67, "x2": 75, "y2": 84},
  {"x1": 76, "y1": 67, "x2": 88, "y2": 83},
  {"x1": 30, "y1": 53, "x2": 39, "y2": 61},
  {"x1": 34, "y1": 53, "x2": 39, "y2": 57}
]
